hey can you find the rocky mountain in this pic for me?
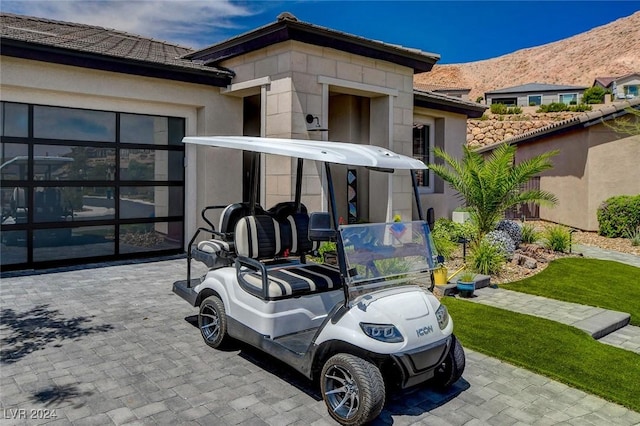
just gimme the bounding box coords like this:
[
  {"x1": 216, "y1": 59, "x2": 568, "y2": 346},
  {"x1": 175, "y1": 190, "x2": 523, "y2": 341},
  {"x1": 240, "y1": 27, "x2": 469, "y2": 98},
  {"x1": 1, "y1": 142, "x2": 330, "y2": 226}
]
[{"x1": 414, "y1": 11, "x2": 640, "y2": 101}]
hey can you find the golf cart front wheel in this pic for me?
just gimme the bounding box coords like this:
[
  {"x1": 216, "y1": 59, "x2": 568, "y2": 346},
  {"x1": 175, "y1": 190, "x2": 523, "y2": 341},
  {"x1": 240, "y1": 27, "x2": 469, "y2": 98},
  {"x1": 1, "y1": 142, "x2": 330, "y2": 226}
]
[
  {"x1": 432, "y1": 334, "x2": 466, "y2": 389},
  {"x1": 320, "y1": 353, "x2": 385, "y2": 425},
  {"x1": 198, "y1": 295, "x2": 229, "y2": 349}
]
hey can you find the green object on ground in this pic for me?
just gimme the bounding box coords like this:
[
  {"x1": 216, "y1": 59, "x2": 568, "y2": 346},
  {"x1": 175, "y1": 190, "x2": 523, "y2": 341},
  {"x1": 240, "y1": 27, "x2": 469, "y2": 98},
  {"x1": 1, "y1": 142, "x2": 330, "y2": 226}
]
[
  {"x1": 502, "y1": 258, "x2": 640, "y2": 326},
  {"x1": 442, "y1": 298, "x2": 640, "y2": 412}
]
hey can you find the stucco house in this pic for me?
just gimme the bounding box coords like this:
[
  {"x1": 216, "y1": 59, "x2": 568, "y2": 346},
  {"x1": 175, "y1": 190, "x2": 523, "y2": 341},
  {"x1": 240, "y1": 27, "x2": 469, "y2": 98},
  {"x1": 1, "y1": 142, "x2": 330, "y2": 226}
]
[
  {"x1": 485, "y1": 83, "x2": 588, "y2": 107},
  {"x1": 593, "y1": 73, "x2": 640, "y2": 100},
  {"x1": 0, "y1": 12, "x2": 485, "y2": 271},
  {"x1": 476, "y1": 99, "x2": 640, "y2": 231}
]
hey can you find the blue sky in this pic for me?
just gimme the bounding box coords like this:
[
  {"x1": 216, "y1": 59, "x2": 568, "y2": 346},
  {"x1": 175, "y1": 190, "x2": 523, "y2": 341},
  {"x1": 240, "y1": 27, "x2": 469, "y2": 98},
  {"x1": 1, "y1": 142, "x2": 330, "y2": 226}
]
[{"x1": 2, "y1": 1, "x2": 639, "y2": 64}]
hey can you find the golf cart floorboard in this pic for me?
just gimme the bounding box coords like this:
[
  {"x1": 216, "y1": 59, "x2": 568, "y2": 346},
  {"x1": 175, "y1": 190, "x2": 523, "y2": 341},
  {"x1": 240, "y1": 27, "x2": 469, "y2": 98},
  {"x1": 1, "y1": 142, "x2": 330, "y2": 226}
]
[
  {"x1": 172, "y1": 279, "x2": 200, "y2": 306},
  {"x1": 273, "y1": 328, "x2": 318, "y2": 355}
]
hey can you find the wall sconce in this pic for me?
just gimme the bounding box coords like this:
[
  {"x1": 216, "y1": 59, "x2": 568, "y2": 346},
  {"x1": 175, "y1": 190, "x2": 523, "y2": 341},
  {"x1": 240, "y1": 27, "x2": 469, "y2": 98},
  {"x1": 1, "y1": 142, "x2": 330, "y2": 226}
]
[{"x1": 306, "y1": 114, "x2": 329, "y2": 132}]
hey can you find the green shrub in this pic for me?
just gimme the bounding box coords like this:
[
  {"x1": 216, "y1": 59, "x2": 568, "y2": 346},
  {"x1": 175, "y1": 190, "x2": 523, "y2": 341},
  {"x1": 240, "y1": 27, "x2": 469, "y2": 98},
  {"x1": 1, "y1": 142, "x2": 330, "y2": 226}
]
[
  {"x1": 568, "y1": 104, "x2": 592, "y2": 112},
  {"x1": 507, "y1": 106, "x2": 523, "y2": 114},
  {"x1": 582, "y1": 86, "x2": 606, "y2": 104},
  {"x1": 521, "y1": 222, "x2": 541, "y2": 244},
  {"x1": 537, "y1": 102, "x2": 568, "y2": 113},
  {"x1": 597, "y1": 195, "x2": 640, "y2": 237},
  {"x1": 543, "y1": 224, "x2": 571, "y2": 252},
  {"x1": 476, "y1": 96, "x2": 484, "y2": 103},
  {"x1": 626, "y1": 227, "x2": 640, "y2": 247},
  {"x1": 469, "y1": 239, "x2": 505, "y2": 275},
  {"x1": 432, "y1": 218, "x2": 478, "y2": 260},
  {"x1": 318, "y1": 241, "x2": 336, "y2": 258},
  {"x1": 529, "y1": 102, "x2": 537, "y2": 107},
  {"x1": 490, "y1": 103, "x2": 508, "y2": 114}
]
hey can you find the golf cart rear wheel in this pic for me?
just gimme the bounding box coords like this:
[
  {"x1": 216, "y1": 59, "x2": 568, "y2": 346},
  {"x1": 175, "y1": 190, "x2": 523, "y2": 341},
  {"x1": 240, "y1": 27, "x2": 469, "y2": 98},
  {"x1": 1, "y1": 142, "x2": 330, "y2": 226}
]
[
  {"x1": 432, "y1": 334, "x2": 466, "y2": 389},
  {"x1": 198, "y1": 296, "x2": 229, "y2": 349},
  {"x1": 320, "y1": 353, "x2": 385, "y2": 425}
]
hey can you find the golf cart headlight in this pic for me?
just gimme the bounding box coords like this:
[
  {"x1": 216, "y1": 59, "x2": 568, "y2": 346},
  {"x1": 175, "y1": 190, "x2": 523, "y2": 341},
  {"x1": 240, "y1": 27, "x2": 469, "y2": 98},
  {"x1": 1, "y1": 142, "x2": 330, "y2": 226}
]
[
  {"x1": 435, "y1": 304, "x2": 449, "y2": 330},
  {"x1": 359, "y1": 323, "x2": 403, "y2": 343}
]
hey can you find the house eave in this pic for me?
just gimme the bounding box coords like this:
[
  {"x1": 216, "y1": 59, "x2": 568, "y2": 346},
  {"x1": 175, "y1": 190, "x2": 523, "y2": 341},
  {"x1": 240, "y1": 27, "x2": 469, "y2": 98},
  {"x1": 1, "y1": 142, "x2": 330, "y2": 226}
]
[
  {"x1": 184, "y1": 20, "x2": 438, "y2": 74},
  {"x1": 414, "y1": 91, "x2": 487, "y2": 118},
  {"x1": 1, "y1": 38, "x2": 233, "y2": 87}
]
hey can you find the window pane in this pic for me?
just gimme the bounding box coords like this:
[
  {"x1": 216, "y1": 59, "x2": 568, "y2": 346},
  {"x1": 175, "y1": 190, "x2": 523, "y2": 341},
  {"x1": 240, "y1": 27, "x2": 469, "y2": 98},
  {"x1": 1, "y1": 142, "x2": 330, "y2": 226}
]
[
  {"x1": 120, "y1": 149, "x2": 183, "y2": 181},
  {"x1": 413, "y1": 125, "x2": 430, "y2": 187},
  {"x1": 1, "y1": 231, "x2": 28, "y2": 265},
  {"x1": 1, "y1": 143, "x2": 29, "y2": 180},
  {"x1": 528, "y1": 95, "x2": 542, "y2": 106},
  {"x1": 32, "y1": 186, "x2": 116, "y2": 223},
  {"x1": 559, "y1": 94, "x2": 577, "y2": 104},
  {"x1": 119, "y1": 221, "x2": 183, "y2": 254},
  {"x1": 33, "y1": 225, "x2": 115, "y2": 261},
  {"x1": 120, "y1": 186, "x2": 183, "y2": 219},
  {"x1": 1, "y1": 187, "x2": 28, "y2": 225},
  {"x1": 1, "y1": 102, "x2": 29, "y2": 137},
  {"x1": 34, "y1": 106, "x2": 115, "y2": 142},
  {"x1": 34, "y1": 145, "x2": 116, "y2": 181},
  {"x1": 120, "y1": 114, "x2": 169, "y2": 145}
]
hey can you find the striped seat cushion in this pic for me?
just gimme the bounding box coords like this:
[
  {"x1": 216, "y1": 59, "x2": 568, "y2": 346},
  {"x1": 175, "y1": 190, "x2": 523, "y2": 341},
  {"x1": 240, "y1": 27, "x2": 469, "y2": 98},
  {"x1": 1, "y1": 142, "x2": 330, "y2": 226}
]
[
  {"x1": 239, "y1": 263, "x2": 342, "y2": 299},
  {"x1": 285, "y1": 213, "x2": 319, "y2": 255},
  {"x1": 197, "y1": 239, "x2": 231, "y2": 253},
  {"x1": 235, "y1": 215, "x2": 282, "y2": 259}
]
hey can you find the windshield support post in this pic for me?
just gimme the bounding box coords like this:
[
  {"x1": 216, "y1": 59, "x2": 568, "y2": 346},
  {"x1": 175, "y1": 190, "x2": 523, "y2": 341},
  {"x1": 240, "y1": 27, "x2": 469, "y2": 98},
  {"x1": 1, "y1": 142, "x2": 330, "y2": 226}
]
[{"x1": 325, "y1": 162, "x2": 350, "y2": 306}]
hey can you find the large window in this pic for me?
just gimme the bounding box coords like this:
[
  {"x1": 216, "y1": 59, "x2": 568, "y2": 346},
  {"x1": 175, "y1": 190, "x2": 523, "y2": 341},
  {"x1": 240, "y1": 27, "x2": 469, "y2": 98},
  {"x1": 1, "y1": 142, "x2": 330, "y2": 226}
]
[
  {"x1": 625, "y1": 85, "x2": 639, "y2": 98},
  {"x1": 413, "y1": 123, "x2": 433, "y2": 191},
  {"x1": 1, "y1": 102, "x2": 185, "y2": 271},
  {"x1": 528, "y1": 95, "x2": 542, "y2": 106},
  {"x1": 559, "y1": 93, "x2": 578, "y2": 105}
]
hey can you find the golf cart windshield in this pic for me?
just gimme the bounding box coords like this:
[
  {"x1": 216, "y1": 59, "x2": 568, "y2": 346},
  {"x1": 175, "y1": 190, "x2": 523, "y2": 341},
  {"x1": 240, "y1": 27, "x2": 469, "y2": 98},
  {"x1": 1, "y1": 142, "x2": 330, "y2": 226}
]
[{"x1": 339, "y1": 221, "x2": 437, "y2": 299}]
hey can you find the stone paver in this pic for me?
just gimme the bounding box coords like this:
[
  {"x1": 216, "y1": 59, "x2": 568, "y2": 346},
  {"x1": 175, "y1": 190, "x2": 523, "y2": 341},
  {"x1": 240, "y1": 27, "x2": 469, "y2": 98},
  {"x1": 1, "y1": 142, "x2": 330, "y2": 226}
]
[
  {"x1": 1, "y1": 258, "x2": 639, "y2": 425},
  {"x1": 469, "y1": 287, "x2": 630, "y2": 338},
  {"x1": 573, "y1": 244, "x2": 640, "y2": 268},
  {"x1": 599, "y1": 325, "x2": 640, "y2": 354}
]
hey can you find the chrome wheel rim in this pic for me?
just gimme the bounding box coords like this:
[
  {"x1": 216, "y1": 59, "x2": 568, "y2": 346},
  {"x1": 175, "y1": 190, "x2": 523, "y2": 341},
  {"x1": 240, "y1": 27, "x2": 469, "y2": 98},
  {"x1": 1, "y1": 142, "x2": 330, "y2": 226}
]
[
  {"x1": 200, "y1": 305, "x2": 220, "y2": 342},
  {"x1": 324, "y1": 364, "x2": 360, "y2": 420}
]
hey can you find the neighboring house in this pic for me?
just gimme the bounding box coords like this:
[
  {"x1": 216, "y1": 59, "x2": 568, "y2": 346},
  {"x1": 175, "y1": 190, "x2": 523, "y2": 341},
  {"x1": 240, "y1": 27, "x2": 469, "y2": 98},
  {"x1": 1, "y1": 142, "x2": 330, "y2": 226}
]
[
  {"x1": 593, "y1": 73, "x2": 640, "y2": 100},
  {"x1": 476, "y1": 99, "x2": 640, "y2": 231},
  {"x1": 0, "y1": 12, "x2": 485, "y2": 271},
  {"x1": 413, "y1": 82, "x2": 472, "y2": 101},
  {"x1": 484, "y1": 83, "x2": 588, "y2": 107}
]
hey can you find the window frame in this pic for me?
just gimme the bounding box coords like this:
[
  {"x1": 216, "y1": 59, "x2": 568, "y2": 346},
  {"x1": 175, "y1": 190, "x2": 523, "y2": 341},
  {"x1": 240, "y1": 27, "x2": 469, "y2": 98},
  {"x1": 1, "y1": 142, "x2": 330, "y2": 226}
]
[
  {"x1": 527, "y1": 94, "x2": 542, "y2": 106},
  {"x1": 558, "y1": 93, "x2": 578, "y2": 105},
  {"x1": 413, "y1": 118, "x2": 435, "y2": 194}
]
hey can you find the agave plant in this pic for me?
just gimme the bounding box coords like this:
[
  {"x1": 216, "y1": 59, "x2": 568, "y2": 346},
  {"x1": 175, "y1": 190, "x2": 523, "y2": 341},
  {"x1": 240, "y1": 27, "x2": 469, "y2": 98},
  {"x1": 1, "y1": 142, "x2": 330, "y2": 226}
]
[{"x1": 429, "y1": 143, "x2": 558, "y2": 238}]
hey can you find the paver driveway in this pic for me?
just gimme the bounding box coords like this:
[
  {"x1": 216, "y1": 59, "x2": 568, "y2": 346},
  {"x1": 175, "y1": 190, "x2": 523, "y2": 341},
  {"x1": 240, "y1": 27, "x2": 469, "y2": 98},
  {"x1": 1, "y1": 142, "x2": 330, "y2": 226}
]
[{"x1": 1, "y1": 259, "x2": 638, "y2": 425}]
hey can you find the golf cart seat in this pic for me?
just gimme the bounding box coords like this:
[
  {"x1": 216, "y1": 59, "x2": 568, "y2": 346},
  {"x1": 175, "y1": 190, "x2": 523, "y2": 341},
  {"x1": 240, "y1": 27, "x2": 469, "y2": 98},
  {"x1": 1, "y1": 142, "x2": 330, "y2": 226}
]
[
  {"x1": 234, "y1": 214, "x2": 340, "y2": 300},
  {"x1": 191, "y1": 202, "x2": 267, "y2": 268}
]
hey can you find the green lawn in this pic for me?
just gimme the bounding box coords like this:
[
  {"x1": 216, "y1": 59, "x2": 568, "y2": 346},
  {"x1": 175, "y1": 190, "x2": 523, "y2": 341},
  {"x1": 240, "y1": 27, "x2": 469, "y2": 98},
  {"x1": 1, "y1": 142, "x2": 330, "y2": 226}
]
[
  {"x1": 501, "y1": 258, "x2": 640, "y2": 326},
  {"x1": 443, "y1": 298, "x2": 640, "y2": 412}
]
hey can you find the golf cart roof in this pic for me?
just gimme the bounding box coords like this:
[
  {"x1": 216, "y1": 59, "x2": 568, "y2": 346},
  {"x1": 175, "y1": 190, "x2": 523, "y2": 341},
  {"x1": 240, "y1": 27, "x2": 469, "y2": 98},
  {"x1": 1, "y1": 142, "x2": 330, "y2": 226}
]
[{"x1": 183, "y1": 136, "x2": 427, "y2": 170}]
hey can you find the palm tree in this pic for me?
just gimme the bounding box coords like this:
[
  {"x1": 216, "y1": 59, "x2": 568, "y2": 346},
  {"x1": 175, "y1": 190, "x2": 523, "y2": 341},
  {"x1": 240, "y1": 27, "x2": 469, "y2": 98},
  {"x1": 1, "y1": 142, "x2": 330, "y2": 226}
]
[{"x1": 429, "y1": 143, "x2": 559, "y2": 238}]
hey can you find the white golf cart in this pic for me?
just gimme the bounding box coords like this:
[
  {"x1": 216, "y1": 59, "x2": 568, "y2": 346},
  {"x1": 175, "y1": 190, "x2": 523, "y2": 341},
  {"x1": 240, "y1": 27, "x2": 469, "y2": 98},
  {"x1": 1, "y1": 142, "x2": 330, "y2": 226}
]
[{"x1": 173, "y1": 136, "x2": 465, "y2": 425}]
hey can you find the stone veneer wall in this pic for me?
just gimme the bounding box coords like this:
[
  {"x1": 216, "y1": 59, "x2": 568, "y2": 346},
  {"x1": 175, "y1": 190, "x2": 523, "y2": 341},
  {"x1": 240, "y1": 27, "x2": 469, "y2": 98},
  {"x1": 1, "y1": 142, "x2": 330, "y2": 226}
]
[{"x1": 466, "y1": 112, "x2": 583, "y2": 148}]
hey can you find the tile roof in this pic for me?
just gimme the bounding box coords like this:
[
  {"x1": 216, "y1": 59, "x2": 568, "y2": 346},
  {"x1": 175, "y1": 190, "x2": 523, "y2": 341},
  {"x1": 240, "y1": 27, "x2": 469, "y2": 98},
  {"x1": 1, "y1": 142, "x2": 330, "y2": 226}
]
[
  {"x1": 0, "y1": 12, "x2": 232, "y2": 76},
  {"x1": 182, "y1": 12, "x2": 440, "y2": 74},
  {"x1": 593, "y1": 76, "x2": 617, "y2": 87},
  {"x1": 413, "y1": 82, "x2": 471, "y2": 92},
  {"x1": 485, "y1": 82, "x2": 588, "y2": 94},
  {"x1": 476, "y1": 99, "x2": 640, "y2": 153}
]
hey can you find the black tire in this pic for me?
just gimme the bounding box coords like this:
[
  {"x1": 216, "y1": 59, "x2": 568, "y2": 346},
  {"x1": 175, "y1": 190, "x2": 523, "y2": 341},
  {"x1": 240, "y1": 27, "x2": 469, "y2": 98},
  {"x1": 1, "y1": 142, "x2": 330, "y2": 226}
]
[
  {"x1": 432, "y1": 334, "x2": 466, "y2": 389},
  {"x1": 198, "y1": 295, "x2": 229, "y2": 349},
  {"x1": 320, "y1": 353, "x2": 385, "y2": 425}
]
